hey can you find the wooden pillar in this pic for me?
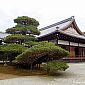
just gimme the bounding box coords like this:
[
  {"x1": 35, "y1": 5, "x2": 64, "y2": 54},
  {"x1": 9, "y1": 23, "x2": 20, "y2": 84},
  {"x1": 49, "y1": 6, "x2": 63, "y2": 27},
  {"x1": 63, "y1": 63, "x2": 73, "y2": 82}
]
[
  {"x1": 80, "y1": 47, "x2": 82, "y2": 57},
  {"x1": 82, "y1": 48, "x2": 83, "y2": 57},
  {"x1": 78, "y1": 43, "x2": 79, "y2": 57},
  {"x1": 83, "y1": 48, "x2": 84, "y2": 57},
  {"x1": 56, "y1": 38, "x2": 58, "y2": 45},
  {"x1": 69, "y1": 41, "x2": 70, "y2": 52},
  {"x1": 80, "y1": 48, "x2": 82, "y2": 57},
  {"x1": 84, "y1": 48, "x2": 85, "y2": 57}
]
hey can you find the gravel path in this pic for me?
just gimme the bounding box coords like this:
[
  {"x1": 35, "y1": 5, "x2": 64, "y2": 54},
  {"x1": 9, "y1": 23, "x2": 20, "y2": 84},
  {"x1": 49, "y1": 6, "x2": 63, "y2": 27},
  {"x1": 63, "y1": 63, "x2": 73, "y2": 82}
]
[{"x1": 0, "y1": 63, "x2": 85, "y2": 85}]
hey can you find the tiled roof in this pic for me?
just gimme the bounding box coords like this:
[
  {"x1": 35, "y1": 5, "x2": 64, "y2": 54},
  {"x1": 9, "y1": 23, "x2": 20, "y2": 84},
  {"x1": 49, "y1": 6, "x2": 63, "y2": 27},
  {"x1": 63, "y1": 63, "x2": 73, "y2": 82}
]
[
  {"x1": 38, "y1": 16, "x2": 85, "y2": 40},
  {"x1": 38, "y1": 16, "x2": 74, "y2": 37},
  {"x1": 40, "y1": 16, "x2": 74, "y2": 31}
]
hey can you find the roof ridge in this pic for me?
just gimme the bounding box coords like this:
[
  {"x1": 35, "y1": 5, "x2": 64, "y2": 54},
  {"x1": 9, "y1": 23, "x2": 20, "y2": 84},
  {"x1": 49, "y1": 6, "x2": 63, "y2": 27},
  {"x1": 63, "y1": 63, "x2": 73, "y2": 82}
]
[{"x1": 39, "y1": 16, "x2": 74, "y2": 31}]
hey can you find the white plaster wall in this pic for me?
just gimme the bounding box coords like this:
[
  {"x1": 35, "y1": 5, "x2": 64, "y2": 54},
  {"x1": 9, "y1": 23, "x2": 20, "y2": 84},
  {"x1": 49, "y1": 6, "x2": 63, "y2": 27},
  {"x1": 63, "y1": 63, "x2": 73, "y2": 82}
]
[
  {"x1": 70, "y1": 42, "x2": 78, "y2": 46},
  {"x1": 79, "y1": 43, "x2": 85, "y2": 47},
  {"x1": 58, "y1": 40, "x2": 69, "y2": 45}
]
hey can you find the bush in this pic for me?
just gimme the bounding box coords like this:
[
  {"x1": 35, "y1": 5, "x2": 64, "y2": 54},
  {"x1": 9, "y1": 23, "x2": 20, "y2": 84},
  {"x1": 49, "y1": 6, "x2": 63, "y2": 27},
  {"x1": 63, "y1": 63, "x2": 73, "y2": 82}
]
[
  {"x1": 13, "y1": 41, "x2": 69, "y2": 65},
  {"x1": 43, "y1": 60, "x2": 69, "y2": 74},
  {"x1": 24, "y1": 41, "x2": 39, "y2": 47},
  {"x1": 0, "y1": 44, "x2": 27, "y2": 62},
  {"x1": 4, "y1": 34, "x2": 37, "y2": 43}
]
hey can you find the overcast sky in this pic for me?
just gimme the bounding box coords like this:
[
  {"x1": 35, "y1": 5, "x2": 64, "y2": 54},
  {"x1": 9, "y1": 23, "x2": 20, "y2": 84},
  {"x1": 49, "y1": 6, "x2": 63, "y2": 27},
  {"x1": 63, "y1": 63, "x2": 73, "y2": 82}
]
[{"x1": 0, "y1": 0, "x2": 85, "y2": 32}]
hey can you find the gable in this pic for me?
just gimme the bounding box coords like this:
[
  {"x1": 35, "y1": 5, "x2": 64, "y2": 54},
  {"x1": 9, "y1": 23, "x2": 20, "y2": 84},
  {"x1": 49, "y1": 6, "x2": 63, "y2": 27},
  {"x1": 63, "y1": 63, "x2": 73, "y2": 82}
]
[
  {"x1": 62, "y1": 21, "x2": 83, "y2": 36},
  {"x1": 63, "y1": 26, "x2": 80, "y2": 35}
]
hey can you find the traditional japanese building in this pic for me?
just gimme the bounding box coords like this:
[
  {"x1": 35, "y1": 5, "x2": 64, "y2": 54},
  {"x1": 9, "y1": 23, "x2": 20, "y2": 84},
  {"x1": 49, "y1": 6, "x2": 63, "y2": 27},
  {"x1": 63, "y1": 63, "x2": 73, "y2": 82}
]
[{"x1": 37, "y1": 16, "x2": 85, "y2": 61}]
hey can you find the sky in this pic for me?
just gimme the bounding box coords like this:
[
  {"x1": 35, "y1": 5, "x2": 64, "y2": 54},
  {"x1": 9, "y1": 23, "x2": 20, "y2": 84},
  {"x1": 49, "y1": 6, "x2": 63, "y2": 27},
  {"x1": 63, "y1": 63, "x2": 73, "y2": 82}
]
[{"x1": 0, "y1": 0, "x2": 85, "y2": 32}]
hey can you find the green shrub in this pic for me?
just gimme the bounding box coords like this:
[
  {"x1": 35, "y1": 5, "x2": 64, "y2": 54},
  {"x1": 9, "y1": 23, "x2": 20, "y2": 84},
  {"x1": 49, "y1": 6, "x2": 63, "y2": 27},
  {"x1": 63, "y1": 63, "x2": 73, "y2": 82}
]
[
  {"x1": 0, "y1": 44, "x2": 27, "y2": 62},
  {"x1": 24, "y1": 41, "x2": 39, "y2": 47},
  {"x1": 13, "y1": 41, "x2": 69, "y2": 65},
  {"x1": 4, "y1": 34, "x2": 37, "y2": 43},
  {"x1": 43, "y1": 60, "x2": 69, "y2": 74}
]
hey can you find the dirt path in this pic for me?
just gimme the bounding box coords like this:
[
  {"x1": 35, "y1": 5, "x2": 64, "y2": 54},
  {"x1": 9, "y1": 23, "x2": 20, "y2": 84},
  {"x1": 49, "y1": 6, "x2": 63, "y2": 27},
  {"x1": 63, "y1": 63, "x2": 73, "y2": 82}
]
[
  {"x1": 0, "y1": 63, "x2": 85, "y2": 85},
  {"x1": 0, "y1": 73, "x2": 19, "y2": 80}
]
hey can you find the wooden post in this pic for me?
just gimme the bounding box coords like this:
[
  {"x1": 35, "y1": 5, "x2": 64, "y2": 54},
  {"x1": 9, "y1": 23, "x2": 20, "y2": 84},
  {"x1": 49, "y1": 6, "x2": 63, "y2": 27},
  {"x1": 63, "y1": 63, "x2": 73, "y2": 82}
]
[{"x1": 69, "y1": 41, "x2": 70, "y2": 52}]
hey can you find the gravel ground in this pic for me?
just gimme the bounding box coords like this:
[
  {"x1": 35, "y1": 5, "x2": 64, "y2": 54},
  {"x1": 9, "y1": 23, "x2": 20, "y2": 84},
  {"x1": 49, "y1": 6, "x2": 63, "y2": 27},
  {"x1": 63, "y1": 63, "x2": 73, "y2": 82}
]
[{"x1": 0, "y1": 63, "x2": 85, "y2": 85}]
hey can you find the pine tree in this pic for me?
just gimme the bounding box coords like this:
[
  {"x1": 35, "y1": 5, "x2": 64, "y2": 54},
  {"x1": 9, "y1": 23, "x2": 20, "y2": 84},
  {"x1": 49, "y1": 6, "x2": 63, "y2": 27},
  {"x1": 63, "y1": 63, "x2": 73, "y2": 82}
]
[{"x1": 5, "y1": 16, "x2": 40, "y2": 44}]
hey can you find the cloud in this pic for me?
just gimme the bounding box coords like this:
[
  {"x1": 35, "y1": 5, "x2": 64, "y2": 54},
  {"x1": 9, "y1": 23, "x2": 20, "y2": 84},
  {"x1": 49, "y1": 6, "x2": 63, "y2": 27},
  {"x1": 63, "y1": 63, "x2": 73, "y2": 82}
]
[{"x1": 0, "y1": 0, "x2": 85, "y2": 32}]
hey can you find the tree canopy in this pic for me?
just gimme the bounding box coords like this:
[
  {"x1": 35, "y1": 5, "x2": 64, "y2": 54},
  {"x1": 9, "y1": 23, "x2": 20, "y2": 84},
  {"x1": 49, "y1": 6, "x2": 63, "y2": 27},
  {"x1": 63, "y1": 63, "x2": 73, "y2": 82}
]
[
  {"x1": 43, "y1": 60, "x2": 69, "y2": 73},
  {"x1": 6, "y1": 16, "x2": 40, "y2": 35},
  {"x1": 0, "y1": 44, "x2": 28, "y2": 62},
  {"x1": 4, "y1": 34, "x2": 37, "y2": 44},
  {"x1": 13, "y1": 41, "x2": 69, "y2": 65},
  {"x1": 5, "y1": 16, "x2": 40, "y2": 44},
  {"x1": 14, "y1": 16, "x2": 39, "y2": 27}
]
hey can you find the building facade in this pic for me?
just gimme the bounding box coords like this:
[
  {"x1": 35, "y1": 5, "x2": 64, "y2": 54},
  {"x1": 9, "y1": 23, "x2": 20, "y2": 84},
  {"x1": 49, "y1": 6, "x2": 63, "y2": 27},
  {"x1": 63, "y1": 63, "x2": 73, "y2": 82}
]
[{"x1": 38, "y1": 16, "x2": 85, "y2": 61}]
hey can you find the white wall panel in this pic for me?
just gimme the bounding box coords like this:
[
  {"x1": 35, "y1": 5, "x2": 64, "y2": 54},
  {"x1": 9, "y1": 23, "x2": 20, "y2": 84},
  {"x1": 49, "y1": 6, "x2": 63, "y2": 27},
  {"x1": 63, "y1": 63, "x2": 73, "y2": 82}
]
[
  {"x1": 79, "y1": 43, "x2": 85, "y2": 47},
  {"x1": 58, "y1": 40, "x2": 69, "y2": 45},
  {"x1": 70, "y1": 42, "x2": 78, "y2": 46}
]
